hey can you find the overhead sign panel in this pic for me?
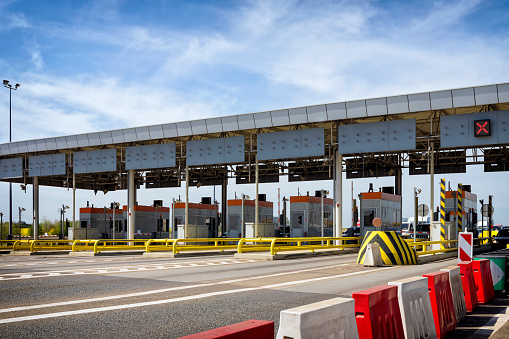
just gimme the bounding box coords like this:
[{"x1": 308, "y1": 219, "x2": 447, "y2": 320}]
[
  {"x1": 257, "y1": 128, "x2": 324, "y2": 161},
  {"x1": 0, "y1": 157, "x2": 23, "y2": 179},
  {"x1": 409, "y1": 151, "x2": 466, "y2": 175},
  {"x1": 125, "y1": 143, "x2": 176, "y2": 170},
  {"x1": 29, "y1": 153, "x2": 66, "y2": 177},
  {"x1": 73, "y1": 149, "x2": 117, "y2": 174},
  {"x1": 441, "y1": 110, "x2": 509, "y2": 148},
  {"x1": 337, "y1": 119, "x2": 416, "y2": 154},
  {"x1": 288, "y1": 161, "x2": 331, "y2": 182},
  {"x1": 345, "y1": 156, "x2": 399, "y2": 179},
  {"x1": 186, "y1": 136, "x2": 244, "y2": 166}
]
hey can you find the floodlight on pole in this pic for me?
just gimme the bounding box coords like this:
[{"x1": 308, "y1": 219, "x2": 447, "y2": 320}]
[{"x1": 3, "y1": 80, "x2": 20, "y2": 239}]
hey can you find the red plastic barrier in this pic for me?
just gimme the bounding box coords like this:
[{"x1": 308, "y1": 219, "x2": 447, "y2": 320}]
[
  {"x1": 472, "y1": 259, "x2": 495, "y2": 304},
  {"x1": 176, "y1": 320, "x2": 274, "y2": 339},
  {"x1": 352, "y1": 285, "x2": 404, "y2": 339},
  {"x1": 423, "y1": 271, "x2": 457, "y2": 338},
  {"x1": 458, "y1": 261, "x2": 478, "y2": 312}
]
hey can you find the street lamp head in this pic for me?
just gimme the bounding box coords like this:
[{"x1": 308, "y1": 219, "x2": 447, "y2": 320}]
[
  {"x1": 15, "y1": 83, "x2": 20, "y2": 89},
  {"x1": 65, "y1": 205, "x2": 70, "y2": 209},
  {"x1": 3, "y1": 80, "x2": 8, "y2": 86}
]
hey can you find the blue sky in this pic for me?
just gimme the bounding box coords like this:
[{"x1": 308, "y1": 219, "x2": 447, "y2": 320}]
[{"x1": 0, "y1": 0, "x2": 509, "y2": 225}]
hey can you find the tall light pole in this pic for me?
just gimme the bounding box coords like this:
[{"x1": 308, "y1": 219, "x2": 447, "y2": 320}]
[{"x1": 3, "y1": 80, "x2": 20, "y2": 239}]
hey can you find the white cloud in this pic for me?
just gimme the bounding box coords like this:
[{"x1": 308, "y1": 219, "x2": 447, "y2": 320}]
[
  {"x1": 8, "y1": 12, "x2": 28, "y2": 28},
  {"x1": 10, "y1": 74, "x2": 235, "y2": 140}
]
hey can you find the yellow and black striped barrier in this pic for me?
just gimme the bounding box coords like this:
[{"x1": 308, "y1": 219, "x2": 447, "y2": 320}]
[
  {"x1": 440, "y1": 178, "x2": 446, "y2": 249},
  {"x1": 356, "y1": 231, "x2": 417, "y2": 265}
]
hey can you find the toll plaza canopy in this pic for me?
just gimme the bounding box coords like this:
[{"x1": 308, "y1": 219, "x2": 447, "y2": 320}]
[{"x1": 1, "y1": 82, "x2": 508, "y2": 191}]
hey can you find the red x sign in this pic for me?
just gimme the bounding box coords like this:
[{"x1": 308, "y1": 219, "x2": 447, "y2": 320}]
[{"x1": 474, "y1": 119, "x2": 491, "y2": 137}]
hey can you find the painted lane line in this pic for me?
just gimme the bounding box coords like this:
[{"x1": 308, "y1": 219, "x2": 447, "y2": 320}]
[
  {"x1": 0, "y1": 266, "x2": 395, "y2": 324},
  {"x1": 0, "y1": 263, "x2": 357, "y2": 314}
]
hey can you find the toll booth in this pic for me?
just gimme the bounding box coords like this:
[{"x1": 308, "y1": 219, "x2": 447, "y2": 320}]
[
  {"x1": 444, "y1": 187, "x2": 477, "y2": 232},
  {"x1": 79, "y1": 205, "x2": 170, "y2": 239},
  {"x1": 227, "y1": 198, "x2": 273, "y2": 238},
  {"x1": 359, "y1": 191, "x2": 402, "y2": 236},
  {"x1": 174, "y1": 201, "x2": 218, "y2": 238},
  {"x1": 289, "y1": 194, "x2": 333, "y2": 237},
  {"x1": 79, "y1": 207, "x2": 124, "y2": 239},
  {"x1": 122, "y1": 205, "x2": 170, "y2": 238}
]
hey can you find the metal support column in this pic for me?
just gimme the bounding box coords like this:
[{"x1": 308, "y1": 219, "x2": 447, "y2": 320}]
[
  {"x1": 127, "y1": 169, "x2": 135, "y2": 240},
  {"x1": 430, "y1": 143, "x2": 435, "y2": 222},
  {"x1": 33, "y1": 176, "x2": 39, "y2": 240},
  {"x1": 334, "y1": 152, "x2": 342, "y2": 239},
  {"x1": 255, "y1": 155, "x2": 259, "y2": 237},
  {"x1": 72, "y1": 172, "x2": 76, "y2": 229},
  {"x1": 395, "y1": 166, "x2": 403, "y2": 227},
  {"x1": 221, "y1": 170, "x2": 227, "y2": 236},
  {"x1": 185, "y1": 166, "x2": 189, "y2": 238},
  {"x1": 241, "y1": 194, "x2": 245, "y2": 238},
  {"x1": 9, "y1": 183, "x2": 12, "y2": 238}
]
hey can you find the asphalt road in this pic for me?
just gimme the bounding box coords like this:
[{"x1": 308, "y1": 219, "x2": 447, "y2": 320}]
[{"x1": 0, "y1": 252, "x2": 506, "y2": 338}]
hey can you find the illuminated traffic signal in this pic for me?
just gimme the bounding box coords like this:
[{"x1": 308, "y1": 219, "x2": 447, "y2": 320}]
[{"x1": 474, "y1": 119, "x2": 491, "y2": 137}]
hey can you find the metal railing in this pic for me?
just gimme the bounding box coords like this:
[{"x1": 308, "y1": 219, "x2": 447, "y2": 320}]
[
  {"x1": 72, "y1": 239, "x2": 150, "y2": 254},
  {"x1": 406, "y1": 237, "x2": 491, "y2": 256},
  {"x1": 4, "y1": 235, "x2": 491, "y2": 256},
  {"x1": 0, "y1": 240, "x2": 17, "y2": 249},
  {"x1": 237, "y1": 237, "x2": 363, "y2": 256},
  {"x1": 145, "y1": 238, "x2": 242, "y2": 254}
]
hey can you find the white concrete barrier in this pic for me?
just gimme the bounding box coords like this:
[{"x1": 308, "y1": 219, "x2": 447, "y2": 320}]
[
  {"x1": 441, "y1": 265, "x2": 467, "y2": 321},
  {"x1": 363, "y1": 243, "x2": 384, "y2": 267},
  {"x1": 276, "y1": 297, "x2": 358, "y2": 339},
  {"x1": 388, "y1": 276, "x2": 437, "y2": 339}
]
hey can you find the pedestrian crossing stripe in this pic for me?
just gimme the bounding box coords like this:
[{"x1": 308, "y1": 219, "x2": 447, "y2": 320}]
[{"x1": 356, "y1": 231, "x2": 417, "y2": 265}]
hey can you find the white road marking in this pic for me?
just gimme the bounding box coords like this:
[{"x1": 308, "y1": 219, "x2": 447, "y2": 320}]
[
  {"x1": 0, "y1": 259, "x2": 257, "y2": 280},
  {"x1": 0, "y1": 263, "x2": 365, "y2": 314},
  {"x1": 0, "y1": 266, "x2": 395, "y2": 323}
]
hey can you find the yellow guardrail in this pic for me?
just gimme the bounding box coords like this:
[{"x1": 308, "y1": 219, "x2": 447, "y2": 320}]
[
  {"x1": 10, "y1": 239, "x2": 76, "y2": 252},
  {"x1": 70, "y1": 239, "x2": 150, "y2": 254},
  {"x1": 237, "y1": 237, "x2": 363, "y2": 256},
  {"x1": 0, "y1": 240, "x2": 18, "y2": 249},
  {"x1": 146, "y1": 238, "x2": 242, "y2": 254},
  {"x1": 29, "y1": 240, "x2": 74, "y2": 252},
  {"x1": 5, "y1": 235, "x2": 493, "y2": 257},
  {"x1": 406, "y1": 237, "x2": 492, "y2": 256}
]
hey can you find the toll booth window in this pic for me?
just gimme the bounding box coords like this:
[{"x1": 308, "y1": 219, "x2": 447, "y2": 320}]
[{"x1": 363, "y1": 210, "x2": 375, "y2": 226}]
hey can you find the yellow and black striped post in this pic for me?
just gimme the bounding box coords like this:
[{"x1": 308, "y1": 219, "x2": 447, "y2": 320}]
[
  {"x1": 457, "y1": 183, "x2": 462, "y2": 233},
  {"x1": 440, "y1": 178, "x2": 446, "y2": 249}
]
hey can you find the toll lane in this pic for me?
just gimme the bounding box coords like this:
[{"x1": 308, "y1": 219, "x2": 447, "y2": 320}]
[{"x1": 0, "y1": 254, "x2": 464, "y2": 338}]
